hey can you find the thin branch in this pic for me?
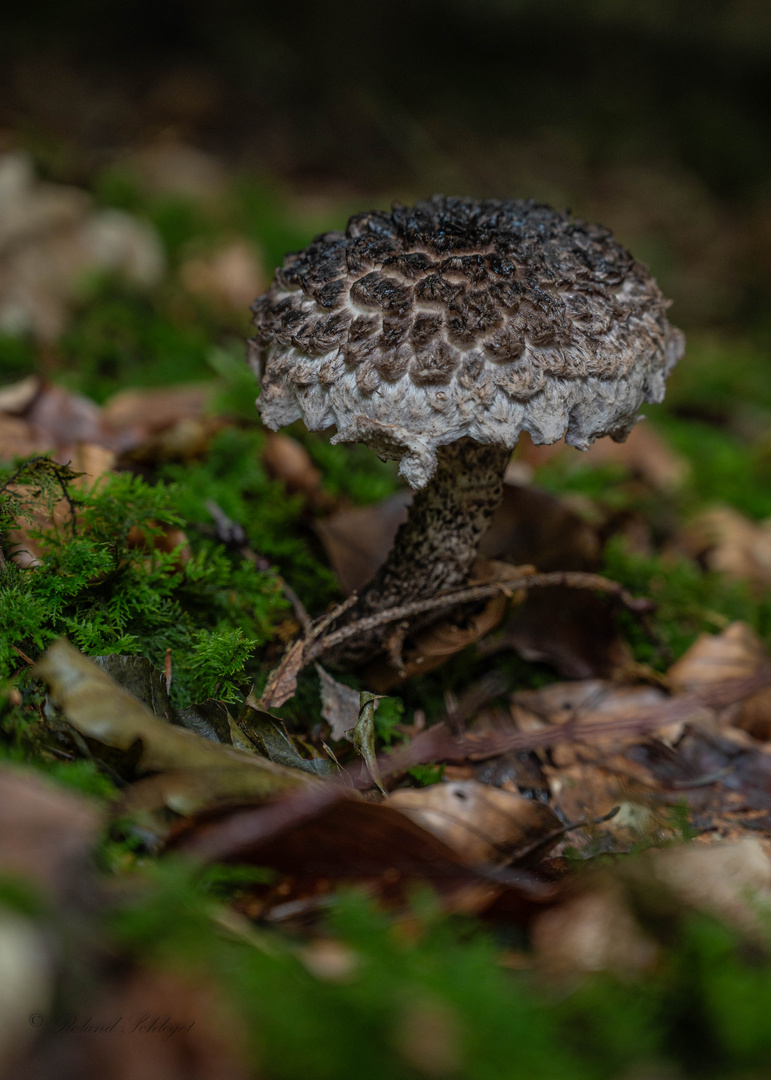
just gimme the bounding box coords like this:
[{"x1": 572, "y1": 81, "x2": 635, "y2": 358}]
[{"x1": 306, "y1": 570, "x2": 653, "y2": 661}]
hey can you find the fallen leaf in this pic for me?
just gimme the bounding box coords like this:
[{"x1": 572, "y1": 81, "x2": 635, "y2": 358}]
[
  {"x1": 480, "y1": 484, "x2": 630, "y2": 678},
  {"x1": 316, "y1": 664, "x2": 361, "y2": 740},
  {"x1": 353, "y1": 691, "x2": 386, "y2": 795},
  {"x1": 388, "y1": 780, "x2": 562, "y2": 865},
  {"x1": 531, "y1": 874, "x2": 658, "y2": 977},
  {"x1": 258, "y1": 638, "x2": 307, "y2": 710},
  {"x1": 667, "y1": 621, "x2": 768, "y2": 691},
  {"x1": 101, "y1": 383, "x2": 214, "y2": 434},
  {"x1": 0, "y1": 414, "x2": 47, "y2": 461},
  {"x1": 0, "y1": 374, "x2": 41, "y2": 414},
  {"x1": 638, "y1": 838, "x2": 771, "y2": 935},
  {"x1": 314, "y1": 492, "x2": 410, "y2": 594},
  {"x1": 180, "y1": 239, "x2": 266, "y2": 310},
  {"x1": 34, "y1": 640, "x2": 312, "y2": 799},
  {"x1": 173, "y1": 783, "x2": 555, "y2": 915},
  {"x1": 681, "y1": 506, "x2": 771, "y2": 589},
  {"x1": 241, "y1": 703, "x2": 336, "y2": 778},
  {"x1": 262, "y1": 433, "x2": 323, "y2": 498}
]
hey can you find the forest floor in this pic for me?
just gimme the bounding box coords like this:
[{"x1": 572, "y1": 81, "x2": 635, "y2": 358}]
[{"x1": 3, "y1": 144, "x2": 771, "y2": 1079}]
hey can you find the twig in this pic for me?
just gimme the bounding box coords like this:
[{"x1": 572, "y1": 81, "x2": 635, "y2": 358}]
[
  {"x1": 344, "y1": 669, "x2": 771, "y2": 788},
  {"x1": 307, "y1": 570, "x2": 653, "y2": 661}
]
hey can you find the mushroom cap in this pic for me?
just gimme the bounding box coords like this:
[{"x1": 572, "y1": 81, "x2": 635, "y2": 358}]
[{"x1": 250, "y1": 196, "x2": 684, "y2": 488}]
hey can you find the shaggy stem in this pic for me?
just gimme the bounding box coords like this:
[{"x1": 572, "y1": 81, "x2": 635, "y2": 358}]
[{"x1": 329, "y1": 438, "x2": 511, "y2": 663}]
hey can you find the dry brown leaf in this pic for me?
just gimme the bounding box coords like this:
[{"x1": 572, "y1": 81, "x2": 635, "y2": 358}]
[
  {"x1": 734, "y1": 686, "x2": 771, "y2": 741},
  {"x1": 0, "y1": 414, "x2": 48, "y2": 462},
  {"x1": 316, "y1": 664, "x2": 361, "y2": 740},
  {"x1": 0, "y1": 374, "x2": 41, "y2": 414},
  {"x1": 511, "y1": 679, "x2": 669, "y2": 731},
  {"x1": 314, "y1": 492, "x2": 410, "y2": 594},
  {"x1": 101, "y1": 383, "x2": 214, "y2": 434},
  {"x1": 259, "y1": 638, "x2": 307, "y2": 710},
  {"x1": 531, "y1": 875, "x2": 658, "y2": 977},
  {"x1": 368, "y1": 593, "x2": 510, "y2": 692},
  {"x1": 667, "y1": 621, "x2": 768, "y2": 691},
  {"x1": 263, "y1": 433, "x2": 323, "y2": 498},
  {"x1": 180, "y1": 239, "x2": 266, "y2": 310},
  {"x1": 388, "y1": 780, "x2": 562, "y2": 865},
  {"x1": 638, "y1": 838, "x2": 771, "y2": 935},
  {"x1": 681, "y1": 506, "x2": 771, "y2": 589},
  {"x1": 532, "y1": 838, "x2": 771, "y2": 979},
  {"x1": 24, "y1": 382, "x2": 126, "y2": 453},
  {"x1": 173, "y1": 783, "x2": 555, "y2": 915}
]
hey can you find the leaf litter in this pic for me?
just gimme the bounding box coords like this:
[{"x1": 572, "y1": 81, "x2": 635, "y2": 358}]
[{"x1": 5, "y1": 150, "x2": 771, "y2": 1078}]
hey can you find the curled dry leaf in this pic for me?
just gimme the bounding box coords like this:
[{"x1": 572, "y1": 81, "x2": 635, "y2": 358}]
[
  {"x1": 388, "y1": 780, "x2": 562, "y2": 866},
  {"x1": 681, "y1": 506, "x2": 771, "y2": 590},
  {"x1": 34, "y1": 640, "x2": 313, "y2": 801},
  {"x1": 352, "y1": 691, "x2": 386, "y2": 795},
  {"x1": 258, "y1": 638, "x2": 307, "y2": 710},
  {"x1": 368, "y1": 591, "x2": 511, "y2": 692},
  {"x1": 667, "y1": 620, "x2": 769, "y2": 692},
  {"x1": 316, "y1": 664, "x2": 361, "y2": 740},
  {"x1": 667, "y1": 620, "x2": 771, "y2": 740}
]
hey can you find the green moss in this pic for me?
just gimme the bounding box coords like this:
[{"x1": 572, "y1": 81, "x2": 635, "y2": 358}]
[
  {"x1": 160, "y1": 426, "x2": 338, "y2": 610},
  {"x1": 604, "y1": 537, "x2": 771, "y2": 667},
  {"x1": 301, "y1": 431, "x2": 401, "y2": 506},
  {"x1": 0, "y1": 333, "x2": 38, "y2": 382},
  {"x1": 58, "y1": 279, "x2": 213, "y2": 402},
  {"x1": 0, "y1": 458, "x2": 289, "y2": 707},
  {"x1": 655, "y1": 414, "x2": 771, "y2": 519}
]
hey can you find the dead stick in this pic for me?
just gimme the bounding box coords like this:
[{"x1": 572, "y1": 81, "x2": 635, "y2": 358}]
[{"x1": 307, "y1": 571, "x2": 652, "y2": 661}]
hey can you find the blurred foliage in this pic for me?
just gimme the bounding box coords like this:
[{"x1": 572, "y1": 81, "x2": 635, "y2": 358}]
[{"x1": 58, "y1": 855, "x2": 771, "y2": 1079}]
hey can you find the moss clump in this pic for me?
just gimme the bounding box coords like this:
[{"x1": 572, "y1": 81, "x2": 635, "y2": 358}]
[
  {"x1": 0, "y1": 457, "x2": 289, "y2": 706},
  {"x1": 604, "y1": 537, "x2": 771, "y2": 667}
]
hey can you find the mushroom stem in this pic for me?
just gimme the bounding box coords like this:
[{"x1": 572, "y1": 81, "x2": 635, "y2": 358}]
[{"x1": 331, "y1": 437, "x2": 511, "y2": 662}]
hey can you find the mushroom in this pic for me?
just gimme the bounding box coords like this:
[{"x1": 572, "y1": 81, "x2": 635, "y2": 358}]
[{"x1": 248, "y1": 196, "x2": 684, "y2": 660}]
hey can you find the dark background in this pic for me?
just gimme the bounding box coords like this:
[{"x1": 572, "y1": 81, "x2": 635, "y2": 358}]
[{"x1": 2, "y1": 0, "x2": 770, "y2": 330}]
